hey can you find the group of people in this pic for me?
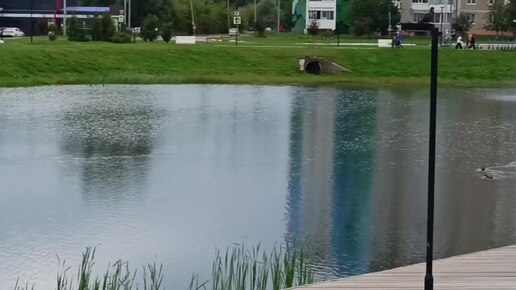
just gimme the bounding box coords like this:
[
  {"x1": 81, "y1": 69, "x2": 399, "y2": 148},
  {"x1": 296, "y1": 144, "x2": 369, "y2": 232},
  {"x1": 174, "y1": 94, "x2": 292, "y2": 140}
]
[{"x1": 446, "y1": 30, "x2": 477, "y2": 50}]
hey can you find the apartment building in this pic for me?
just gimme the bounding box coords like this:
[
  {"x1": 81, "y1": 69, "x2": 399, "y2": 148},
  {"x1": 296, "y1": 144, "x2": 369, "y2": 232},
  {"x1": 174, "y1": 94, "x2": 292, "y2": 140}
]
[
  {"x1": 459, "y1": 0, "x2": 498, "y2": 35},
  {"x1": 399, "y1": 0, "x2": 455, "y2": 32},
  {"x1": 398, "y1": 0, "x2": 511, "y2": 35}
]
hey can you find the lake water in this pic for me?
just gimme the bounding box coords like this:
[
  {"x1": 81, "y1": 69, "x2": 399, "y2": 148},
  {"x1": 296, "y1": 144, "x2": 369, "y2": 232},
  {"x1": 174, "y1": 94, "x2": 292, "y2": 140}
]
[{"x1": 1, "y1": 85, "x2": 516, "y2": 289}]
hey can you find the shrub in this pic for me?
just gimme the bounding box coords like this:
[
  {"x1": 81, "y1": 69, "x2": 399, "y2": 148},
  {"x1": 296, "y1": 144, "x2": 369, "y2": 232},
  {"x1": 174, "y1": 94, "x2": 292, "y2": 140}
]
[
  {"x1": 67, "y1": 17, "x2": 89, "y2": 42},
  {"x1": 255, "y1": 20, "x2": 266, "y2": 37},
  {"x1": 111, "y1": 32, "x2": 133, "y2": 43},
  {"x1": 307, "y1": 20, "x2": 319, "y2": 36},
  {"x1": 161, "y1": 22, "x2": 173, "y2": 43},
  {"x1": 91, "y1": 17, "x2": 103, "y2": 41},
  {"x1": 100, "y1": 14, "x2": 116, "y2": 42},
  {"x1": 142, "y1": 14, "x2": 160, "y2": 42}
]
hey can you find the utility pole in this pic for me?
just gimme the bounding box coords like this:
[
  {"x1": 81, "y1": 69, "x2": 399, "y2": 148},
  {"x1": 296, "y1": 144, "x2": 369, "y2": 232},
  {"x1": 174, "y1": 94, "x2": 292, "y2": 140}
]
[
  {"x1": 63, "y1": 0, "x2": 67, "y2": 36},
  {"x1": 190, "y1": 0, "x2": 196, "y2": 36},
  {"x1": 128, "y1": 0, "x2": 131, "y2": 28},
  {"x1": 440, "y1": 6, "x2": 444, "y2": 46},
  {"x1": 227, "y1": 0, "x2": 230, "y2": 32},
  {"x1": 124, "y1": 0, "x2": 127, "y2": 28},
  {"x1": 254, "y1": 0, "x2": 256, "y2": 24},
  {"x1": 388, "y1": 11, "x2": 392, "y2": 34},
  {"x1": 277, "y1": 0, "x2": 280, "y2": 32},
  {"x1": 30, "y1": 0, "x2": 33, "y2": 43}
]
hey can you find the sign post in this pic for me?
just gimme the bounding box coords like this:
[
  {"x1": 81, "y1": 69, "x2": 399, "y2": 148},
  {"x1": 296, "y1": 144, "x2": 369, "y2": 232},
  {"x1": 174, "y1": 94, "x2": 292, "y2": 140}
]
[{"x1": 233, "y1": 12, "x2": 241, "y2": 46}]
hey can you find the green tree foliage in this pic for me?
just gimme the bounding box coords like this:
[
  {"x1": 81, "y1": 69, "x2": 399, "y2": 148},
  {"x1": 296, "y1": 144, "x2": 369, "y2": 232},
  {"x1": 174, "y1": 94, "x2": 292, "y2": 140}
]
[
  {"x1": 452, "y1": 12, "x2": 473, "y2": 34},
  {"x1": 256, "y1": 0, "x2": 277, "y2": 28},
  {"x1": 67, "y1": 17, "x2": 89, "y2": 42},
  {"x1": 507, "y1": 0, "x2": 516, "y2": 36},
  {"x1": 484, "y1": 0, "x2": 509, "y2": 35},
  {"x1": 349, "y1": 0, "x2": 400, "y2": 35},
  {"x1": 91, "y1": 17, "x2": 103, "y2": 41},
  {"x1": 255, "y1": 20, "x2": 266, "y2": 36},
  {"x1": 142, "y1": 14, "x2": 161, "y2": 41},
  {"x1": 161, "y1": 22, "x2": 174, "y2": 43},
  {"x1": 194, "y1": 1, "x2": 227, "y2": 34},
  {"x1": 352, "y1": 19, "x2": 370, "y2": 37},
  {"x1": 98, "y1": 14, "x2": 116, "y2": 41}
]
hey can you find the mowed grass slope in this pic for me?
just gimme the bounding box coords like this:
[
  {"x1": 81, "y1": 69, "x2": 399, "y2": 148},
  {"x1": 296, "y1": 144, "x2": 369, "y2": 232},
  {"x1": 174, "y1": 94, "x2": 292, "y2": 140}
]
[{"x1": 1, "y1": 38, "x2": 515, "y2": 87}]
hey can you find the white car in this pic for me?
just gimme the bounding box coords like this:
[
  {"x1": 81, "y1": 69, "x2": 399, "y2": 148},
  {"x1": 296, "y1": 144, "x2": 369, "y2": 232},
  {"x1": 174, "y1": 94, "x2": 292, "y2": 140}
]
[
  {"x1": 228, "y1": 28, "x2": 239, "y2": 36},
  {"x1": 1, "y1": 27, "x2": 25, "y2": 37}
]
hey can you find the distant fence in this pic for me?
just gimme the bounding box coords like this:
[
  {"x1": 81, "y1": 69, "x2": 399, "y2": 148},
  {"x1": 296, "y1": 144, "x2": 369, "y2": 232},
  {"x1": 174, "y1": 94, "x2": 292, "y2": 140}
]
[{"x1": 477, "y1": 43, "x2": 516, "y2": 50}]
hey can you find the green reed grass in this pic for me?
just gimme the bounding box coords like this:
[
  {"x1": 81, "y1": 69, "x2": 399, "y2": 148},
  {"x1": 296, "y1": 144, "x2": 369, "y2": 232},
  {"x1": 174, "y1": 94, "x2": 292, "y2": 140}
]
[{"x1": 14, "y1": 243, "x2": 314, "y2": 290}]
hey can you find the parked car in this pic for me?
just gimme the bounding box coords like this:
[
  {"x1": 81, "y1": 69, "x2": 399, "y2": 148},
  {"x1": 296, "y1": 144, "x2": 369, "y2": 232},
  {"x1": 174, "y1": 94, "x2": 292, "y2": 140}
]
[
  {"x1": 228, "y1": 28, "x2": 239, "y2": 36},
  {"x1": 1, "y1": 27, "x2": 25, "y2": 37}
]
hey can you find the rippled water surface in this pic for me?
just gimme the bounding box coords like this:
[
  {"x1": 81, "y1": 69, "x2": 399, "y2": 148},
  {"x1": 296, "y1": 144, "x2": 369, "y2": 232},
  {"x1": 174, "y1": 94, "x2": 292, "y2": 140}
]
[{"x1": 1, "y1": 85, "x2": 516, "y2": 289}]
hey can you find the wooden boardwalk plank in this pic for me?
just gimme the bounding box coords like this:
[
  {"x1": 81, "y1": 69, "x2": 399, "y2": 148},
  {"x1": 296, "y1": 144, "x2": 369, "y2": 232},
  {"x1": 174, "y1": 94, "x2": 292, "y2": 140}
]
[{"x1": 292, "y1": 245, "x2": 516, "y2": 290}]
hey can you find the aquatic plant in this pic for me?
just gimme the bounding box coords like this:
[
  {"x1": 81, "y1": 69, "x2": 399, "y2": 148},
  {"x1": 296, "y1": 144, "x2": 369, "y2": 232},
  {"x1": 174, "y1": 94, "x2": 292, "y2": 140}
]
[{"x1": 14, "y1": 243, "x2": 314, "y2": 290}]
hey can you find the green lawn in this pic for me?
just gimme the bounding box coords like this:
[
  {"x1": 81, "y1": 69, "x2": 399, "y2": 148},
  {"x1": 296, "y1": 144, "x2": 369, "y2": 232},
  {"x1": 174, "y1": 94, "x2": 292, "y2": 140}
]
[{"x1": 0, "y1": 36, "x2": 515, "y2": 88}]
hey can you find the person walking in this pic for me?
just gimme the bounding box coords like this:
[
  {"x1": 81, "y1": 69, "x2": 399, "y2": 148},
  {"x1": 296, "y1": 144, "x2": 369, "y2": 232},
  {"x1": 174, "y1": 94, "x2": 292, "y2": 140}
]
[
  {"x1": 468, "y1": 34, "x2": 476, "y2": 50},
  {"x1": 455, "y1": 33, "x2": 463, "y2": 49}
]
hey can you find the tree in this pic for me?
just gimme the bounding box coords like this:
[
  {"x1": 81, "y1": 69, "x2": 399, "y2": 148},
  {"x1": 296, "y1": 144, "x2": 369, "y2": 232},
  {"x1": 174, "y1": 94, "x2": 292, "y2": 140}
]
[
  {"x1": 452, "y1": 12, "x2": 474, "y2": 34},
  {"x1": 142, "y1": 14, "x2": 160, "y2": 41},
  {"x1": 484, "y1": 0, "x2": 509, "y2": 36},
  {"x1": 349, "y1": 0, "x2": 400, "y2": 35},
  {"x1": 161, "y1": 22, "x2": 174, "y2": 43},
  {"x1": 352, "y1": 19, "x2": 370, "y2": 37},
  {"x1": 507, "y1": 0, "x2": 516, "y2": 36},
  {"x1": 68, "y1": 17, "x2": 89, "y2": 41},
  {"x1": 256, "y1": 0, "x2": 277, "y2": 28},
  {"x1": 100, "y1": 14, "x2": 116, "y2": 41},
  {"x1": 255, "y1": 20, "x2": 266, "y2": 37}
]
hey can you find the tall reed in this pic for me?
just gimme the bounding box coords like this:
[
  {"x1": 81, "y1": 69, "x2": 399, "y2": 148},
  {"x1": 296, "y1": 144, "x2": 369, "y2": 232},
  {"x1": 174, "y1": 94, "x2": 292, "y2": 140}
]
[{"x1": 14, "y1": 243, "x2": 315, "y2": 290}]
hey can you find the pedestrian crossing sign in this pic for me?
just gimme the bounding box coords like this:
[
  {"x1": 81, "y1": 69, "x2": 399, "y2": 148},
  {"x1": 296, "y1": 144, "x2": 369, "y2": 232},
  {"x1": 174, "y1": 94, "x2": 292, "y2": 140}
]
[{"x1": 233, "y1": 17, "x2": 241, "y2": 25}]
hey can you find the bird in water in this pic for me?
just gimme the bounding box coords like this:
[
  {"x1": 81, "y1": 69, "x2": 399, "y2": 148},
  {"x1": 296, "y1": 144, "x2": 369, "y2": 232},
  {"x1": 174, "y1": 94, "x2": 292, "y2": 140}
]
[{"x1": 483, "y1": 174, "x2": 494, "y2": 180}]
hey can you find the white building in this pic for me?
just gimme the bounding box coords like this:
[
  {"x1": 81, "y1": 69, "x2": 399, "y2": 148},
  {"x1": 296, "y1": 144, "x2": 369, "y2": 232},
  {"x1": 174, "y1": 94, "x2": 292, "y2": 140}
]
[
  {"x1": 399, "y1": 0, "x2": 455, "y2": 32},
  {"x1": 306, "y1": 0, "x2": 336, "y2": 31}
]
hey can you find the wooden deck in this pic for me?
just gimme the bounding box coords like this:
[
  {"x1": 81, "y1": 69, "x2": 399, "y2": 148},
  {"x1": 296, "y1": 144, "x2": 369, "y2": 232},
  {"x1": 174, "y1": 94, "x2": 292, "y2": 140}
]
[{"x1": 293, "y1": 244, "x2": 516, "y2": 290}]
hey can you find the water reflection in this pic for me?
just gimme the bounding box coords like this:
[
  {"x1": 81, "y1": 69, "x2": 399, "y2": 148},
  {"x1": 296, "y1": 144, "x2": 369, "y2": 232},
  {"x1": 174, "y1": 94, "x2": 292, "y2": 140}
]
[
  {"x1": 57, "y1": 87, "x2": 161, "y2": 204},
  {"x1": 1, "y1": 86, "x2": 516, "y2": 288},
  {"x1": 285, "y1": 88, "x2": 516, "y2": 280}
]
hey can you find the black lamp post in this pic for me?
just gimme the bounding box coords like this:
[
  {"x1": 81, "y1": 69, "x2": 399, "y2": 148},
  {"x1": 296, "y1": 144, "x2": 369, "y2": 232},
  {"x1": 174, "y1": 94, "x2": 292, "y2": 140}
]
[{"x1": 401, "y1": 22, "x2": 439, "y2": 290}]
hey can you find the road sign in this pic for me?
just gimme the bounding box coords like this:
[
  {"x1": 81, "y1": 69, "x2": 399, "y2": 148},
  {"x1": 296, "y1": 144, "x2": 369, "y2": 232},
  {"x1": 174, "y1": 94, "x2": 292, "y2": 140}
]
[
  {"x1": 233, "y1": 16, "x2": 241, "y2": 25},
  {"x1": 118, "y1": 16, "x2": 125, "y2": 23},
  {"x1": 234, "y1": 11, "x2": 240, "y2": 16}
]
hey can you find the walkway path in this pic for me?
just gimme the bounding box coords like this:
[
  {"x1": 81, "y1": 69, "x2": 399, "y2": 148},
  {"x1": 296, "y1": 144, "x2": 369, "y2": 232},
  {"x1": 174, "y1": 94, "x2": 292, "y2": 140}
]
[{"x1": 293, "y1": 244, "x2": 516, "y2": 289}]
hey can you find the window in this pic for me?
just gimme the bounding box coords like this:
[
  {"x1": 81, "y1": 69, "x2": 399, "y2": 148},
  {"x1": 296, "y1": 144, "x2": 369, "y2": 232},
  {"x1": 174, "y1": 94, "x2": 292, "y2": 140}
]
[
  {"x1": 467, "y1": 13, "x2": 476, "y2": 24},
  {"x1": 412, "y1": 0, "x2": 428, "y2": 3},
  {"x1": 489, "y1": 0, "x2": 494, "y2": 4},
  {"x1": 308, "y1": 10, "x2": 321, "y2": 20},
  {"x1": 467, "y1": 0, "x2": 476, "y2": 4},
  {"x1": 413, "y1": 13, "x2": 427, "y2": 22},
  {"x1": 321, "y1": 11, "x2": 334, "y2": 20}
]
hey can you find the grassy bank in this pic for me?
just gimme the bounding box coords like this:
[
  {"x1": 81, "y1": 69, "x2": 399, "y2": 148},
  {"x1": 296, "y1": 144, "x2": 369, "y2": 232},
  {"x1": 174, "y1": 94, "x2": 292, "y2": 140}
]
[{"x1": 1, "y1": 37, "x2": 515, "y2": 88}]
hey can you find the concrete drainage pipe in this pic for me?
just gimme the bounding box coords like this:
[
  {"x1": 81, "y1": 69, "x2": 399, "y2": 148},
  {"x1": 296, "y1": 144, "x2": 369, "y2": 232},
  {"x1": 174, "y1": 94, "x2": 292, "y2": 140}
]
[{"x1": 304, "y1": 60, "x2": 322, "y2": 75}]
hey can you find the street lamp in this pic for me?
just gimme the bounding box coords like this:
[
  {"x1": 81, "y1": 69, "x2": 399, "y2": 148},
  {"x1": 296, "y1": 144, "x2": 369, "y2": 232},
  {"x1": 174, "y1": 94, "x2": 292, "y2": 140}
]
[{"x1": 401, "y1": 21, "x2": 439, "y2": 290}]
